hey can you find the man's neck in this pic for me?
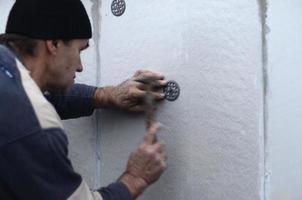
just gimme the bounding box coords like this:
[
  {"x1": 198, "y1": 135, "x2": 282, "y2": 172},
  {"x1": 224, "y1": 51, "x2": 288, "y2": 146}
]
[{"x1": 22, "y1": 56, "x2": 48, "y2": 92}]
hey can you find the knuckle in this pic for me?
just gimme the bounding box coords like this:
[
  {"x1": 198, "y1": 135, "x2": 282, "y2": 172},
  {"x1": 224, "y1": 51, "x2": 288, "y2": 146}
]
[
  {"x1": 128, "y1": 89, "x2": 137, "y2": 97},
  {"x1": 138, "y1": 144, "x2": 145, "y2": 151},
  {"x1": 162, "y1": 163, "x2": 167, "y2": 171},
  {"x1": 133, "y1": 81, "x2": 140, "y2": 87},
  {"x1": 159, "y1": 80, "x2": 167, "y2": 85},
  {"x1": 136, "y1": 69, "x2": 145, "y2": 75},
  {"x1": 127, "y1": 81, "x2": 134, "y2": 88},
  {"x1": 145, "y1": 147, "x2": 154, "y2": 156},
  {"x1": 155, "y1": 155, "x2": 162, "y2": 163},
  {"x1": 148, "y1": 152, "x2": 156, "y2": 161},
  {"x1": 128, "y1": 87, "x2": 135, "y2": 94}
]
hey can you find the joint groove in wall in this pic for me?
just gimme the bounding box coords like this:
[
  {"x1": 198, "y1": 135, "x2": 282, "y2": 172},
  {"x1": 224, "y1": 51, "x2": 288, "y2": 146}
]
[
  {"x1": 90, "y1": 0, "x2": 102, "y2": 189},
  {"x1": 257, "y1": 0, "x2": 269, "y2": 199}
]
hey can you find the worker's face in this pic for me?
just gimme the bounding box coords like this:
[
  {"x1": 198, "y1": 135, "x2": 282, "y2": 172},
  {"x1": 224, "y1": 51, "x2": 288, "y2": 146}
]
[{"x1": 45, "y1": 39, "x2": 89, "y2": 94}]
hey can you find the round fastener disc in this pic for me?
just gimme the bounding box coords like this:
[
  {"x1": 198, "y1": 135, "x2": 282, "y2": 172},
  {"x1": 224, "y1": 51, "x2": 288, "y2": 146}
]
[
  {"x1": 111, "y1": 0, "x2": 126, "y2": 17},
  {"x1": 163, "y1": 80, "x2": 180, "y2": 101}
]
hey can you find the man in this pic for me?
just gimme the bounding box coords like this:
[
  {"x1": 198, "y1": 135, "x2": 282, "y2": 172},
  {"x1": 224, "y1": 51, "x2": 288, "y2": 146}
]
[{"x1": 0, "y1": 0, "x2": 167, "y2": 199}]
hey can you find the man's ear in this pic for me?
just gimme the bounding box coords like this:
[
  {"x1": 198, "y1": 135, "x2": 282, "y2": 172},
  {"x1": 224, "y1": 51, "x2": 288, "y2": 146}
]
[{"x1": 45, "y1": 40, "x2": 60, "y2": 55}]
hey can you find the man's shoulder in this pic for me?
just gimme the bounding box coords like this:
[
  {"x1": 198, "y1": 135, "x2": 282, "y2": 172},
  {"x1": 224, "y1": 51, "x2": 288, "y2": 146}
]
[
  {"x1": 0, "y1": 44, "x2": 17, "y2": 69},
  {"x1": 0, "y1": 45, "x2": 23, "y2": 102},
  {"x1": 0, "y1": 70, "x2": 40, "y2": 146},
  {"x1": 0, "y1": 44, "x2": 19, "y2": 83},
  {"x1": 0, "y1": 45, "x2": 26, "y2": 105},
  {"x1": 0, "y1": 53, "x2": 63, "y2": 147}
]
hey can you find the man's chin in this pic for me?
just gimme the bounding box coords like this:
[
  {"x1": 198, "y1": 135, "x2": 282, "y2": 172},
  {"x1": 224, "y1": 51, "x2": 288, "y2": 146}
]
[{"x1": 46, "y1": 84, "x2": 72, "y2": 95}]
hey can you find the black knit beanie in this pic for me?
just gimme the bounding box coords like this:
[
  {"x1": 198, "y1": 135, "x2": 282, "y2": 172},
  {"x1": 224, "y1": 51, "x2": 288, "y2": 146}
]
[{"x1": 5, "y1": 0, "x2": 92, "y2": 39}]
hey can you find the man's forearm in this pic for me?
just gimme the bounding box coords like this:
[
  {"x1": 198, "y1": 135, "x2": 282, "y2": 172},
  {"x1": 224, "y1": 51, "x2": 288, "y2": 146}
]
[{"x1": 46, "y1": 84, "x2": 97, "y2": 119}]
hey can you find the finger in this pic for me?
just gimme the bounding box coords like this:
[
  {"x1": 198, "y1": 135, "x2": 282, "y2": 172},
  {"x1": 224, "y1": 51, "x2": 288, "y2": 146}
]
[
  {"x1": 152, "y1": 142, "x2": 164, "y2": 152},
  {"x1": 134, "y1": 81, "x2": 166, "y2": 94},
  {"x1": 138, "y1": 72, "x2": 164, "y2": 81},
  {"x1": 129, "y1": 88, "x2": 146, "y2": 99},
  {"x1": 150, "y1": 91, "x2": 165, "y2": 101},
  {"x1": 131, "y1": 88, "x2": 165, "y2": 101},
  {"x1": 133, "y1": 69, "x2": 149, "y2": 77},
  {"x1": 144, "y1": 122, "x2": 161, "y2": 145},
  {"x1": 151, "y1": 80, "x2": 168, "y2": 88},
  {"x1": 151, "y1": 153, "x2": 167, "y2": 171},
  {"x1": 154, "y1": 144, "x2": 167, "y2": 157},
  {"x1": 134, "y1": 72, "x2": 165, "y2": 83},
  {"x1": 133, "y1": 82, "x2": 148, "y2": 90},
  {"x1": 134, "y1": 69, "x2": 164, "y2": 79},
  {"x1": 159, "y1": 80, "x2": 168, "y2": 86}
]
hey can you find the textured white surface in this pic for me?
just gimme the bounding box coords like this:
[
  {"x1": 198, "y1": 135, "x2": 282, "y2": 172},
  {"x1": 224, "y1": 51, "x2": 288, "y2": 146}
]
[
  {"x1": 0, "y1": 0, "x2": 14, "y2": 33},
  {"x1": 0, "y1": 0, "x2": 265, "y2": 199},
  {"x1": 267, "y1": 1, "x2": 302, "y2": 199},
  {"x1": 99, "y1": 0, "x2": 263, "y2": 199}
]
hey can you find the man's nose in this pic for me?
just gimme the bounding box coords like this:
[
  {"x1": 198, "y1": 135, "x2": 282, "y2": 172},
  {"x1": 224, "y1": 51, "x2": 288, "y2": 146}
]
[
  {"x1": 77, "y1": 61, "x2": 83, "y2": 72},
  {"x1": 77, "y1": 65, "x2": 83, "y2": 72}
]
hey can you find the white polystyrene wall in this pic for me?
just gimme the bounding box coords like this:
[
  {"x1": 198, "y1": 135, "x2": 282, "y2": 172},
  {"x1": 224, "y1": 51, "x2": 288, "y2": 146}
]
[
  {"x1": 0, "y1": 0, "x2": 14, "y2": 33},
  {"x1": 266, "y1": 1, "x2": 302, "y2": 199},
  {"x1": 98, "y1": 0, "x2": 263, "y2": 200},
  {"x1": 0, "y1": 1, "x2": 270, "y2": 199}
]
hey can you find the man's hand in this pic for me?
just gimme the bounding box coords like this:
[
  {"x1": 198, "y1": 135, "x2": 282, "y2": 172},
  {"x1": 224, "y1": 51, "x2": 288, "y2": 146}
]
[
  {"x1": 93, "y1": 70, "x2": 167, "y2": 112},
  {"x1": 119, "y1": 123, "x2": 167, "y2": 199}
]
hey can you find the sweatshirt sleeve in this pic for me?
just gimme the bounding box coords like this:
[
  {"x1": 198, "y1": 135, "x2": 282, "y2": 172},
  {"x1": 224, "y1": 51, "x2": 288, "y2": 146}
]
[
  {"x1": 45, "y1": 84, "x2": 97, "y2": 120},
  {"x1": 98, "y1": 182, "x2": 132, "y2": 200}
]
